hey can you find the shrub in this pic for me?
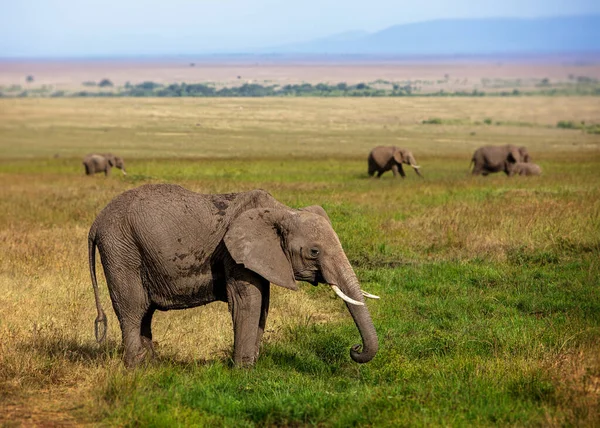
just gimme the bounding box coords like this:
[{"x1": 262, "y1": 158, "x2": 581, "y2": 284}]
[
  {"x1": 556, "y1": 120, "x2": 582, "y2": 130},
  {"x1": 422, "y1": 118, "x2": 443, "y2": 124}
]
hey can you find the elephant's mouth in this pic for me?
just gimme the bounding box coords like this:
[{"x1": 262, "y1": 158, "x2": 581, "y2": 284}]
[
  {"x1": 311, "y1": 271, "x2": 326, "y2": 286},
  {"x1": 295, "y1": 269, "x2": 325, "y2": 286}
]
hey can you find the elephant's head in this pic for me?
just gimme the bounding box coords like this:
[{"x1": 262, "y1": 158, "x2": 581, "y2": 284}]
[
  {"x1": 224, "y1": 206, "x2": 378, "y2": 363},
  {"x1": 104, "y1": 153, "x2": 127, "y2": 175},
  {"x1": 393, "y1": 148, "x2": 422, "y2": 177},
  {"x1": 114, "y1": 156, "x2": 127, "y2": 175},
  {"x1": 518, "y1": 147, "x2": 531, "y2": 163},
  {"x1": 506, "y1": 145, "x2": 522, "y2": 164}
]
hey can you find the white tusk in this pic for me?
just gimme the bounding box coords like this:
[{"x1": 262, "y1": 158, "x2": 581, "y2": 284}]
[
  {"x1": 122, "y1": 171, "x2": 127, "y2": 175},
  {"x1": 411, "y1": 164, "x2": 421, "y2": 169},
  {"x1": 331, "y1": 285, "x2": 364, "y2": 306},
  {"x1": 361, "y1": 290, "x2": 380, "y2": 299}
]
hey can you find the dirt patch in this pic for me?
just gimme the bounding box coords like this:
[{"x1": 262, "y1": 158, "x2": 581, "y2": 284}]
[
  {"x1": 2, "y1": 58, "x2": 600, "y2": 90},
  {"x1": 0, "y1": 388, "x2": 92, "y2": 427}
]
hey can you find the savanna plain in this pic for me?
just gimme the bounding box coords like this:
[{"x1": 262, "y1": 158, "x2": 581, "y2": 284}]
[{"x1": 1, "y1": 96, "x2": 599, "y2": 426}]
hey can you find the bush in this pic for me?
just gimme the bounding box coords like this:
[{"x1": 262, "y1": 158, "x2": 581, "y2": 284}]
[
  {"x1": 422, "y1": 118, "x2": 443, "y2": 124},
  {"x1": 135, "y1": 81, "x2": 162, "y2": 90},
  {"x1": 556, "y1": 120, "x2": 583, "y2": 130},
  {"x1": 98, "y1": 79, "x2": 114, "y2": 88}
]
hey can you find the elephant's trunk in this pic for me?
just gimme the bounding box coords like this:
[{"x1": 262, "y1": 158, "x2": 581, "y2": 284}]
[
  {"x1": 407, "y1": 156, "x2": 423, "y2": 177},
  {"x1": 326, "y1": 257, "x2": 378, "y2": 364}
]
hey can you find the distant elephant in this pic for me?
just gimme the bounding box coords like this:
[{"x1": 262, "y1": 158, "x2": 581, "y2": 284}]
[
  {"x1": 470, "y1": 145, "x2": 530, "y2": 176},
  {"x1": 83, "y1": 153, "x2": 127, "y2": 176},
  {"x1": 508, "y1": 162, "x2": 542, "y2": 176},
  {"x1": 368, "y1": 146, "x2": 422, "y2": 178},
  {"x1": 89, "y1": 184, "x2": 379, "y2": 368}
]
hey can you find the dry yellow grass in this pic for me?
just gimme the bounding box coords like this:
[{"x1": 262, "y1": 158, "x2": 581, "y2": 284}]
[{"x1": 1, "y1": 97, "x2": 599, "y2": 160}]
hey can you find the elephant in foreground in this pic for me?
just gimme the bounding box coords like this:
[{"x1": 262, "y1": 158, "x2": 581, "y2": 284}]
[
  {"x1": 508, "y1": 162, "x2": 542, "y2": 176},
  {"x1": 89, "y1": 184, "x2": 379, "y2": 368},
  {"x1": 83, "y1": 153, "x2": 127, "y2": 176},
  {"x1": 368, "y1": 146, "x2": 422, "y2": 178},
  {"x1": 470, "y1": 145, "x2": 530, "y2": 176}
]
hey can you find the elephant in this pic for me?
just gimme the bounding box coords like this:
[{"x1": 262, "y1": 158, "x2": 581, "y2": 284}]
[
  {"x1": 83, "y1": 153, "x2": 127, "y2": 176},
  {"x1": 368, "y1": 146, "x2": 422, "y2": 178},
  {"x1": 508, "y1": 162, "x2": 542, "y2": 176},
  {"x1": 470, "y1": 145, "x2": 530, "y2": 176},
  {"x1": 89, "y1": 184, "x2": 379, "y2": 368}
]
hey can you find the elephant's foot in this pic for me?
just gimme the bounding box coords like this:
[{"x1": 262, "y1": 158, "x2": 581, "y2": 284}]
[
  {"x1": 123, "y1": 338, "x2": 157, "y2": 369},
  {"x1": 233, "y1": 354, "x2": 257, "y2": 368},
  {"x1": 141, "y1": 336, "x2": 157, "y2": 357},
  {"x1": 124, "y1": 347, "x2": 149, "y2": 369}
]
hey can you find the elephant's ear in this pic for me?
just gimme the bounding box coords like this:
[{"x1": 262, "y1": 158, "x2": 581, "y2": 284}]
[
  {"x1": 224, "y1": 208, "x2": 298, "y2": 291},
  {"x1": 392, "y1": 149, "x2": 404, "y2": 164},
  {"x1": 299, "y1": 205, "x2": 331, "y2": 224},
  {"x1": 106, "y1": 156, "x2": 115, "y2": 167}
]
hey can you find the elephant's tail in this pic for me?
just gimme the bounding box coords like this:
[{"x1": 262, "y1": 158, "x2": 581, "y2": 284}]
[{"x1": 89, "y1": 230, "x2": 107, "y2": 343}]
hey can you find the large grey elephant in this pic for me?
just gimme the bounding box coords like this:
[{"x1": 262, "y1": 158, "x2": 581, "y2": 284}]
[
  {"x1": 508, "y1": 162, "x2": 542, "y2": 176},
  {"x1": 368, "y1": 146, "x2": 422, "y2": 178},
  {"x1": 89, "y1": 184, "x2": 379, "y2": 368},
  {"x1": 470, "y1": 145, "x2": 530, "y2": 176},
  {"x1": 83, "y1": 153, "x2": 127, "y2": 176}
]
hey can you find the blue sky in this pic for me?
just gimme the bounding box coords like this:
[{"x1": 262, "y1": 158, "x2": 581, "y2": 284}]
[{"x1": 1, "y1": 0, "x2": 599, "y2": 57}]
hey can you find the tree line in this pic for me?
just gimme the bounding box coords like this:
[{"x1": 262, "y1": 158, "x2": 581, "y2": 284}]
[{"x1": 2, "y1": 79, "x2": 600, "y2": 98}]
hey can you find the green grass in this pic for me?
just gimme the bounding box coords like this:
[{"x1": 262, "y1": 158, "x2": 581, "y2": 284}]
[
  {"x1": 95, "y1": 260, "x2": 599, "y2": 426},
  {"x1": 0, "y1": 98, "x2": 599, "y2": 426}
]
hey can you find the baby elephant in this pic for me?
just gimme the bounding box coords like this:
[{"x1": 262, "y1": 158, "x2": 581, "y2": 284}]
[
  {"x1": 508, "y1": 162, "x2": 542, "y2": 176},
  {"x1": 83, "y1": 153, "x2": 126, "y2": 176},
  {"x1": 89, "y1": 185, "x2": 378, "y2": 368},
  {"x1": 368, "y1": 146, "x2": 422, "y2": 179}
]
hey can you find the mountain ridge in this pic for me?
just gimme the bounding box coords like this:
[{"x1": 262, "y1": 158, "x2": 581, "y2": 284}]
[{"x1": 266, "y1": 15, "x2": 600, "y2": 55}]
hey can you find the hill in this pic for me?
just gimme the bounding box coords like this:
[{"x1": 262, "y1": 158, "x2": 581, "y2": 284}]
[{"x1": 271, "y1": 15, "x2": 600, "y2": 55}]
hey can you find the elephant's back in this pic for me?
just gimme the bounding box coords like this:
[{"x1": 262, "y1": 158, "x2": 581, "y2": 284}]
[{"x1": 369, "y1": 146, "x2": 395, "y2": 165}]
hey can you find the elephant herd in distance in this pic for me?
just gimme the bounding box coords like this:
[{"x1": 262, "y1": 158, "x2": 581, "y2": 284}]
[
  {"x1": 84, "y1": 143, "x2": 540, "y2": 369},
  {"x1": 82, "y1": 144, "x2": 540, "y2": 181},
  {"x1": 369, "y1": 144, "x2": 541, "y2": 179}
]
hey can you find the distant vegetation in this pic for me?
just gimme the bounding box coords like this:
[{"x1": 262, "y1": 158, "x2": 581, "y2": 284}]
[
  {"x1": 1, "y1": 76, "x2": 600, "y2": 98},
  {"x1": 421, "y1": 116, "x2": 600, "y2": 134}
]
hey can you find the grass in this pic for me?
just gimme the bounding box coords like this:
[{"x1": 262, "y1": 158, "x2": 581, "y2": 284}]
[{"x1": 0, "y1": 97, "x2": 599, "y2": 426}]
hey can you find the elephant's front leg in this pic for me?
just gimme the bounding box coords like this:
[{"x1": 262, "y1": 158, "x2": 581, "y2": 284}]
[{"x1": 226, "y1": 268, "x2": 270, "y2": 367}]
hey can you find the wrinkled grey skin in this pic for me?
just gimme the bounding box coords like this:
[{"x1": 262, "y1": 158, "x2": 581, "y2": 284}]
[
  {"x1": 368, "y1": 146, "x2": 422, "y2": 178},
  {"x1": 508, "y1": 162, "x2": 542, "y2": 176},
  {"x1": 470, "y1": 145, "x2": 530, "y2": 176},
  {"x1": 83, "y1": 153, "x2": 127, "y2": 176},
  {"x1": 89, "y1": 184, "x2": 378, "y2": 368}
]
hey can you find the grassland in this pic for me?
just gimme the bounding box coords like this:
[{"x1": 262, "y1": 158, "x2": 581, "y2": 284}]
[{"x1": 0, "y1": 97, "x2": 599, "y2": 426}]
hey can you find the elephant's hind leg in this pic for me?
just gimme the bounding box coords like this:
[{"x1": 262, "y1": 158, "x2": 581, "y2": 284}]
[
  {"x1": 106, "y1": 269, "x2": 152, "y2": 368},
  {"x1": 140, "y1": 306, "x2": 157, "y2": 357}
]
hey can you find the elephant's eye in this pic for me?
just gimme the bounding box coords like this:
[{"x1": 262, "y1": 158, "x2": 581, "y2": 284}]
[{"x1": 309, "y1": 247, "x2": 320, "y2": 258}]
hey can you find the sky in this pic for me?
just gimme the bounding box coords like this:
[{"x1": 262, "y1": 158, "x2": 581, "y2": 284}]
[{"x1": 1, "y1": 0, "x2": 600, "y2": 57}]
